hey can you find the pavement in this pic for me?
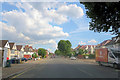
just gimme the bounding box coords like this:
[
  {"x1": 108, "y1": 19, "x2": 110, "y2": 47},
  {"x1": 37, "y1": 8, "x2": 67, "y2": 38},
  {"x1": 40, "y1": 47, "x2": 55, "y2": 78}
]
[
  {"x1": 4, "y1": 57, "x2": 119, "y2": 79},
  {"x1": 2, "y1": 60, "x2": 36, "y2": 79},
  {"x1": 0, "y1": 67, "x2": 2, "y2": 80}
]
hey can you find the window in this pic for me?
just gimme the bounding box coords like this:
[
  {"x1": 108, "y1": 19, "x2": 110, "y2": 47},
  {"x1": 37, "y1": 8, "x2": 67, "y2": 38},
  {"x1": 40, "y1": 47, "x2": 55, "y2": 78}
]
[
  {"x1": 109, "y1": 52, "x2": 114, "y2": 58},
  {"x1": 11, "y1": 50, "x2": 15, "y2": 54}
]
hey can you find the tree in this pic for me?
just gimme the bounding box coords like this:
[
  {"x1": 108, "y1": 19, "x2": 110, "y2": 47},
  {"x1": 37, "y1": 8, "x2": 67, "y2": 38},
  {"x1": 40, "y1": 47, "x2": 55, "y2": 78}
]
[
  {"x1": 84, "y1": 50, "x2": 88, "y2": 54},
  {"x1": 80, "y1": 2, "x2": 120, "y2": 35},
  {"x1": 38, "y1": 48, "x2": 47, "y2": 58},
  {"x1": 32, "y1": 53, "x2": 38, "y2": 58},
  {"x1": 55, "y1": 49, "x2": 61, "y2": 55},
  {"x1": 49, "y1": 53, "x2": 53, "y2": 55},
  {"x1": 67, "y1": 50, "x2": 75, "y2": 57},
  {"x1": 57, "y1": 40, "x2": 72, "y2": 56},
  {"x1": 78, "y1": 49, "x2": 84, "y2": 55}
]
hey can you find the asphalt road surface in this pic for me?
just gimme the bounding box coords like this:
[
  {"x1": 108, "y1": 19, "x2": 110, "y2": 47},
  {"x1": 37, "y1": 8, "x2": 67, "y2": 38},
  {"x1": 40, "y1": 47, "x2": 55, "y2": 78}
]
[{"x1": 13, "y1": 57, "x2": 119, "y2": 78}]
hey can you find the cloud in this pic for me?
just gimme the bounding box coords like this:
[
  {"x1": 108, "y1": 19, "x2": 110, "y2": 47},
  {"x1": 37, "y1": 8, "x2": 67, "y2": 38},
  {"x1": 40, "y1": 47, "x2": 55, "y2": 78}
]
[
  {"x1": 1, "y1": 22, "x2": 31, "y2": 42},
  {"x1": 79, "y1": 41, "x2": 86, "y2": 45},
  {"x1": 1, "y1": 2, "x2": 84, "y2": 52},
  {"x1": 88, "y1": 39, "x2": 97, "y2": 44},
  {"x1": 57, "y1": 4, "x2": 84, "y2": 18},
  {"x1": 2, "y1": 4, "x2": 69, "y2": 41}
]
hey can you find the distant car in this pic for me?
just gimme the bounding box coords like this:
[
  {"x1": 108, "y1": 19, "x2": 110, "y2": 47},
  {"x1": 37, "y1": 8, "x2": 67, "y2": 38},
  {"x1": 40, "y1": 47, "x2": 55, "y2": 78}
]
[
  {"x1": 21, "y1": 58, "x2": 27, "y2": 62},
  {"x1": 70, "y1": 57, "x2": 76, "y2": 60}
]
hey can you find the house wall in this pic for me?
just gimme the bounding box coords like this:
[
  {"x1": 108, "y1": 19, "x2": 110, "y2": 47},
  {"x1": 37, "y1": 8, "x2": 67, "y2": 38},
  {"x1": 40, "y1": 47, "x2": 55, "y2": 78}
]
[
  {"x1": 3, "y1": 48, "x2": 8, "y2": 67},
  {"x1": 19, "y1": 51, "x2": 24, "y2": 58},
  {"x1": 7, "y1": 48, "x2": 11, "y2": 59},
  {"x1": 14, "y1": 50, "x2": 18, "y2": 59},
  {"x1": 10, "y1": 49, "x2": 15, "y2": 59},
  {"x1": 91, "y1": 47, "x2": 94, "y2": 54},
  {"x1": 17, "y1": 51, "x2": 22, "y2": 59},
  {"x1": 24, "y1": 52, "x2": 34, "y2": 58},
  {"x1": 0, "y1": 50, "x2": 2, "y2": 66},
  {"x1": 10, "y1": 54, "x2": 16, "y2": 59}
]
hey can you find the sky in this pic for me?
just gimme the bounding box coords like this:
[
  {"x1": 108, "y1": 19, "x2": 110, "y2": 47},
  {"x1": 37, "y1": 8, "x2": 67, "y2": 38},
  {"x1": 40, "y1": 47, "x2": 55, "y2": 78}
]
[{"x1": 0, "y1": 1, "x2": 115, "y2": 52}]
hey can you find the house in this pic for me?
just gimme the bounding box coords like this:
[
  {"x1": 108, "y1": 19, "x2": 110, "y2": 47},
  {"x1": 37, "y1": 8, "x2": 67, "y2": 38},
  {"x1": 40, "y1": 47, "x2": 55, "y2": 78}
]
[
  {"x1": 24, "y1": 45, "x2": 34, "y2": 59},
  {"x1": 105, "y1": 36, "x2": 120, "y2": 51},
  {"x1": 74, "y1": 45, "x2": 96, "y2": 54},
  {"x1": 115, "y1": 36, "x2": 120, "y2": 50},
  {"x1": 0, "y1": 40, "x2": 10, "y2": 67},
  {"x1": 96, "y1": 40, "x2": 111, "y2": 48},
  {"x1": 33, "y1": 48, "x2": 38, "y2": 56},
  {"x1": 95, "y1": 36, "x2": 120, "y2": 54},
  {"x1": 9, "y1": 42, "x2": 17, "y2": 59},
  {"x1": 45, "y1": 50, "x2": 49, "y2": 58},
  {"x1": 16, "y1": 45, "x2": 24, "y2": 59}
]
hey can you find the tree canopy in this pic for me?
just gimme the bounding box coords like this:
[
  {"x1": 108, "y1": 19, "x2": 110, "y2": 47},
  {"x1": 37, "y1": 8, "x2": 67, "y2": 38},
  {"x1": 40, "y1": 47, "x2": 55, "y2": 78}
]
[
  {"x1": 55, "y1": 49, "x2": 61, "y2": 55},
  {"x1": 38, "y1": 48, "x2": 47, "y2": 58},
  {"x1": 32, "y1": 53, "x2": 38, "y2": 58},
  {"x1": 57, "y1": 40, "x2": 72, "y2": 56},
  {"x1": 78, "y1": 49, "x2": 84, "y2": 55},
  {"x1": 80, "y1": 2, "x2": 120, "y2": 35}
]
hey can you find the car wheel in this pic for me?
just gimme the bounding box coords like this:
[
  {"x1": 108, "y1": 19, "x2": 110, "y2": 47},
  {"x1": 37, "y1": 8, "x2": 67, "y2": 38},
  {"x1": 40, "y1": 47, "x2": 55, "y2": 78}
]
[
  {"x1": 98, "y1": 62, "x2": 102, "y2": 66},
  {"x1": 113, "y1": 64, "x2": 118, "y2": 69}
]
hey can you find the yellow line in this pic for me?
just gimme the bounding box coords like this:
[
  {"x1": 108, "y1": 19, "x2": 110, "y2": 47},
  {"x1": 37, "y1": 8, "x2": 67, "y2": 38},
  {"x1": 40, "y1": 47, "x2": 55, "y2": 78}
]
[
  {"x1": 9, "y1": 71, "x2": 25, "y2": 80},
  {"x1": 9, "y1": 66, "x2": 34, "y2": 80}
]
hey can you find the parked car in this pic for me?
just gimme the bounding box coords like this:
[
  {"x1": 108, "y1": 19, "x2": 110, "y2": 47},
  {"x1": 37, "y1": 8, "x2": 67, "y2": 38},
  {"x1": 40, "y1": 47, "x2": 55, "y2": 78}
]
[
  {"x1": 10, "y1": 58, "x2": 21, "y2": 64},
  {"x1": 28, "y1": 58, "x2": 32, "y2": 60},
  {"x1": 70, "y1": 57, "x2": 76, "y2": 60},
  {"x1": 10, "y1": 58, "x2": 16, "y2": 64},
  {"x1": 21, "y1": 58, "x2": 28, "y2": 62}
]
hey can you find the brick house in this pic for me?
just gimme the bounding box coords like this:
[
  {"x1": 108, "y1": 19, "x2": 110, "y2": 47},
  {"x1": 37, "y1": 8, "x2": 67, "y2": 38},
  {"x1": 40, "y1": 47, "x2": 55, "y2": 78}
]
[
  {"x1": 75, "y1": 45, "x2": 96, "y2": 54},
  {"x1": 24, "y1": 45, "x2": 34, "y2": 59}
]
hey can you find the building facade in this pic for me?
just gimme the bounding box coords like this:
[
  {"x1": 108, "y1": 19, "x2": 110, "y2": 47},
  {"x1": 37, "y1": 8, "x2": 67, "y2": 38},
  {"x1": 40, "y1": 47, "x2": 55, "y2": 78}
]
[{"x1": 0, "y1": 40, "x2": 10, "y2": 67}]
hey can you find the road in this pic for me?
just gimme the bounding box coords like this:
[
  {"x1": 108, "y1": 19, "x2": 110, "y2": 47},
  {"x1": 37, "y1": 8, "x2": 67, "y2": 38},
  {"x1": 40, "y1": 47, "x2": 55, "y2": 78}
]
[{"x1": 11, "y1": 57, "x2": 119, "y2": 78}]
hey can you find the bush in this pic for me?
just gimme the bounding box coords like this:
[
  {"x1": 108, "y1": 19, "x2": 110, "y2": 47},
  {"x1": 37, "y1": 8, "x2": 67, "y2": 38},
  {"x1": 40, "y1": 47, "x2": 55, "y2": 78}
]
[
  {"x1": 89, "y1": 54, "x2": 95, "y2": 59},
  {"x1": 32, "y1": 53, "x2": 38, "y2": 58}
]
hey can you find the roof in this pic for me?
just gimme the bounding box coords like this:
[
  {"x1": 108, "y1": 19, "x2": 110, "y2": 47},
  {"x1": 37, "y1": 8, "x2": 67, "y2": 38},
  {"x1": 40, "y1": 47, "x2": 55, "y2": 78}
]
[
  {"x1": 24, "y1": 45, "x2": 29, "y2": 48},
  {"x1": 99, "y1": 40, "x2": 112, "y2": 46},
  {"x1": 24, "y1": 45, "x2": 33, "y2": 52},
  {"x1": 33, "y1": 48, "x2": 38, "y2": 53},
  {"x1": 74, "y1": 45, "x2": 81, "y2": 50},
  {"x1": 0, "y1": 40, "x2": 8, "y2": 47},
  {"x1": 80, "y1": 45, "x2": 86, "y2": 49},
  {"x1": 16, "y1": 45, "x2": 22, "y2": 51},
  {"x1": 9, "y1": 43, "x2": 15, "y2": 50},
  {"x1": 106, "y1": 36, "x2": 120, "y2": 45},
  {"x1": 75, "y1": 45, "x2": 96, "y2": 50},
  {"x1": 29, "y1": 46, "x2": 33, "y2": 49},
  {"x1": 106, "y1": 40, "x2": 115, "y2": 46}
]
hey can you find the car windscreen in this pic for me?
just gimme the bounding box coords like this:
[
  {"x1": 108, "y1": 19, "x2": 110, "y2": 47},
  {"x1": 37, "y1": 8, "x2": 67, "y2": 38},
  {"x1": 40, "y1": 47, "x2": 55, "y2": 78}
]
[{"x1": 113, "y1": 52, "x2": 120, "y2": 58}]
